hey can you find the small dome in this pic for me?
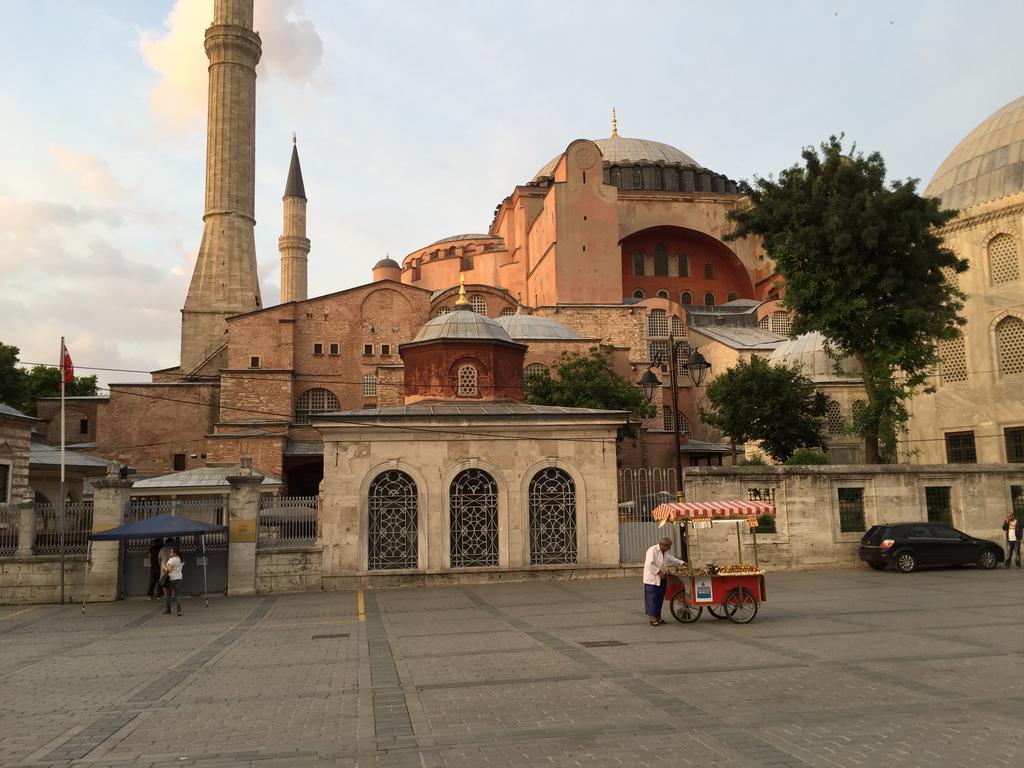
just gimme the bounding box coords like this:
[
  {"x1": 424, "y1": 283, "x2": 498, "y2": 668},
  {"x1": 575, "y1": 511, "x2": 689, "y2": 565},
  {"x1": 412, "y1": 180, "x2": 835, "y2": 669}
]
[
  {"x1": 768, "y1": 332, "x2": 862, "y2": 383},
  {"x1": 413, "y1": 308, "x2": 515, "y2": 343},
  {"x1": 374, "y1": 257, "x2": 400, "y2": 269},
  {"x1": 925, "y1": 94, "x2": 1024, "y2": 211},
  {"x1": 495, "y1": 314, "x2": 581, "y2": 340},
  {"x1": 534, "y1": 136, "x2": 699, "y2": 180}
]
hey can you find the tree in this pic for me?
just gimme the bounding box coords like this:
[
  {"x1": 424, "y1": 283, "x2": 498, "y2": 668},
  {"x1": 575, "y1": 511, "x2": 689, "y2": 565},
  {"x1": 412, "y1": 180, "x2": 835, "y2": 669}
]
[
  {"x1": 726, "y1": 137, "x2": 966, "y2": 462},
  {"x1": 0, "y1": 342, "x2": 99, "y2": 415},
  {"x1": 700, "y1": 356, "x2": 827, "y2": 463},
  {"x1": 524, "y1": 347, "x2": 655, "y2": 442}
]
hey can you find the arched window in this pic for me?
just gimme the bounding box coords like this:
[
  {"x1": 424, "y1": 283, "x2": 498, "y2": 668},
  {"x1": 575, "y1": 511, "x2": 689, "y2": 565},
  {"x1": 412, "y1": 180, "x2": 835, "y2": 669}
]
[
  {"x1": 528, "y1": 468, "x2": 577, "y2": 565},
  {"x1": 632, "y1": 167, "x2": 643, "y2": 188},
  {"x1": 295, "y1": 387, "x2": 340, "y2": 424},
  {"x1": 470, "y1": 294, "x2": 487, "y2": 314},
  {"x1": 435, "y1": 306, "x2": 451, "y2": 316},
  {"x1": 677, "y1": 413, "x2": 693, "y2": 438},
  {"x1": 938, "y1": 336, "x2": 967, "y2": 383},
  {"x1": 703, "y1": 293, "x2": 716, "y2": 307},
  {"x1": 670, "y1": 315, "x2": 684, "y2": 336},
  {"x1": 362, "y1": 374, "x2": 378, "y2": 397},
  {"x1": 368, "y1": 470, "x2": 418, "y2": 570},
  {"x1": 825, "y1": 400, "x2": 844, "y2": 435},
  {"x1": 727, "y1": 291, "x2": 739, "y2": 303},
  {"x1": 996, "y1": 316, "x2": 1024, "y2": 376},
  {"x1": 681, "y1": 291, "x2": 693, "y2": 306},
  {"x1": 647, "y1": 309, "x2": 668, "y2": 337},
  {"x1": 759, "y1": 315, "x2": 770, "y2": 331},
  {"x1": 770, "y1": 310, "x2": 791, "y2": 336},
  {"x1": 449, "y1": 469, "x2": 499, "y2": 567},
  {"x1": 524, "y1": 362, "x2": 549, "y2": 377},
  {"x1": 656, "y1": 289, "x2": 670, "y2": 299},
  {"x1": 457, "y1": 365, "x2": 478, "y2": 396},
  {"x1": 632, "y1": 251, "x2": 645, "y2": 276},
  {"x1": 989, "y1": 234, "x2": 1020, "y2": 284},
  {"x1": 632, "y1": 289, "x2": 646, "y2": 300},
  {"x1": 499, "y1": 307, "x2": 515, "y2": 317}
]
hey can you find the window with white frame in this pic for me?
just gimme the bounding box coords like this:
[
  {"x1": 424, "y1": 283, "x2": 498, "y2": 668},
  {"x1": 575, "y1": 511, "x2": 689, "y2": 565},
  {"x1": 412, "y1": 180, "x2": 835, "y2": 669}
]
[
  {"x1": 770, "y1": 310, "x2": 791, "y2": 336},
  {"x1": 362, "y1": 374, "x2": 378, "y2": 397},
  {"x1": 295, "y1": 388, "x2": 340, "y2": 424},
  {"x1": 500, "y1": 307, "x2": 515, "y2": 316},
  {"x1": 647, "y1": 309, "x2": 669, "y2": 337},
  {"x1": 524, "y1": 362, "x2": 549, "y2": 377},
  {"x1": 469, "y1": 295, "x2": 487, "y2": 314},
  {"x1": 457, "y1": 365, "x2": 478, "y2": 396}
]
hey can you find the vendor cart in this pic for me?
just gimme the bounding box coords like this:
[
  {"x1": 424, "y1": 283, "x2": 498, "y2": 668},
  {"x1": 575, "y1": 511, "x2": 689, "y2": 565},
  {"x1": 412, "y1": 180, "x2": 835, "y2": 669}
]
[{"x1": 651, "y1": 500, "x2": 775, "y2": 624}]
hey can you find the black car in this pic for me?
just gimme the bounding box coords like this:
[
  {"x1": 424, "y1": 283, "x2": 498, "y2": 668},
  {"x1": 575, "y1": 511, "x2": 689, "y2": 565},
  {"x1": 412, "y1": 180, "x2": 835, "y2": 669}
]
[{"x1": 859, "y1": 522, "x2": 1004, "y2": 573}]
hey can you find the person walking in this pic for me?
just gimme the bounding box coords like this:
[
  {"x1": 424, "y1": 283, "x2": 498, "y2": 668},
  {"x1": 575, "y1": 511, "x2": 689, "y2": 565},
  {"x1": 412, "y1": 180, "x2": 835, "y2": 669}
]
[
  {"x1": 163, "y1": 545, "x2": 184, "y2": 615},
  {"x1": 643, "y1": 537, "x2": 686, "y2": 626},
  {"x1": 1003, "y1": 512, "x2": 1022, "y2": 569},
  {"x1": 146, "y1": 538, "x2": 164, "y2": 599}
]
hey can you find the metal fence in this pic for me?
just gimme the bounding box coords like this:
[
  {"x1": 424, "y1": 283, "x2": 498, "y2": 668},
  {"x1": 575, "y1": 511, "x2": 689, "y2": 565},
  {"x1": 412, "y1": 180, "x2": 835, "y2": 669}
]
[
  {"x1": 33, "y1": 502, "x2": 93, "y2": 555},
  {"x1": 258, "y1": 495, "x2": 319, "y2": 548},
  {"x1": 126, "y1": 497, "x2": 227, "y2": 553},
  {"x1": 618, "y1": 467, "x2": 679, "y2": 564},
  {"x1": 0, "y1": 505, "x2": 17, "y2": 556}
]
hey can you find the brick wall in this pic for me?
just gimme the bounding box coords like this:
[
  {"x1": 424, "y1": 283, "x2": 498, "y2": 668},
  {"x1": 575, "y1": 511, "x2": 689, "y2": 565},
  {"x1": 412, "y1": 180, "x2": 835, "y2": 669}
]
[
  {"x1": 35, "y1": 399, "x2": 104, "y2": 446},
  {"x1": 535, "y1": 306, "x2": 648, "y2": 363}
]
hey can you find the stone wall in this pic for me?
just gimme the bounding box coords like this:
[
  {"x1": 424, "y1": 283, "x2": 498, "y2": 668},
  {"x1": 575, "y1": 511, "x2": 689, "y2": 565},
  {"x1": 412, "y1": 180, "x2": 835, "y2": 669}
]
[
  {"x1": 0, "y1": 556, "x2": 87, "y2": 604},
  {"x1": 256, "y1": 547, "x2": 323, "y2": 593},
  {"x1": 0, "y1": 413, "x2": 32, "y2": 504},
  {"x1": 684, "y1": 464, "x2": 1024, "y2": 569}
]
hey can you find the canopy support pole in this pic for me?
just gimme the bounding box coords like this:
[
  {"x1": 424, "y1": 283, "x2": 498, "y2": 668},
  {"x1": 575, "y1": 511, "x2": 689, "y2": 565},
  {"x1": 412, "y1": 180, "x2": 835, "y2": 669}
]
[
  {"x1": 752, "y1": 525, "x2": 759, "y2": 568},
  {"x1": 81, "y1": 540, "x2": 91, "y2": 614},
  {"x1": 202, "y1": 535, "x2": 209, "y2": 608},
  {"x1": 736, "y1": 521, "x2": 742, "y2": 564}
]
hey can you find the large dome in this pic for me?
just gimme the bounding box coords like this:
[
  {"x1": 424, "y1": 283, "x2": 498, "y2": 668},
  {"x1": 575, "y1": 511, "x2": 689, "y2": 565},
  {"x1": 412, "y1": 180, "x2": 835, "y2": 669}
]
[
  {"x1": 925, "y1": 94, "x2": 1024, "y2": 211},
  {"x1": 534, "y1": 136, "x2": 699, "y2": 180},
  {"x1": 495, "y1": 314, "x2": 581, "y2": 340},
  {"x1": 412, "y1": 308, "x2": 514, "y2": 343},
  {"x1": 768, "y1": 332, "x2": 862, "y2": 383}
]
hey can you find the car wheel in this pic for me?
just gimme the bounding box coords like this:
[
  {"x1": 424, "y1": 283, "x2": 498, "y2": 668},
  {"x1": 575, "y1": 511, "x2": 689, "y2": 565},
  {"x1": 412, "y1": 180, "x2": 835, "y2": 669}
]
[
  {"x1": 867, "y1": 561, "x2": 887, "y2": 571},
  {"x1": 977, "y1": 549, "x2": 999, "y2": 570},
  {"x1": 894, "y1": 551, "x2": 916, "y2": 573}
]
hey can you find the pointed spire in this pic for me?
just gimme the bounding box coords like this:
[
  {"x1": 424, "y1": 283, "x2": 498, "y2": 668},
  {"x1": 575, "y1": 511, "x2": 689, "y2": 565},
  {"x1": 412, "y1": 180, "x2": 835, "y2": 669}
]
[
  {"x1": 454, "y1": 272, "x2": 471, "y2": 309},
  {"x1": 611, "y1": 107, "x2": 619, "y2": 138},
  {"x1": 284, "y1": 136, "x2": 306, "y2": 199}
]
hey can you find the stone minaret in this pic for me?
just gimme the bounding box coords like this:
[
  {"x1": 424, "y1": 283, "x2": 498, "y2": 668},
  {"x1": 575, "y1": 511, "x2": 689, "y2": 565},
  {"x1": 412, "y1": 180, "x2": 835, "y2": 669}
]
[
  {"x1": 278, "y1": 137, "x2": 309, "y2": 303},
  {"x1": 180, "y1": 0, "x2": 263, "y2": 374}
]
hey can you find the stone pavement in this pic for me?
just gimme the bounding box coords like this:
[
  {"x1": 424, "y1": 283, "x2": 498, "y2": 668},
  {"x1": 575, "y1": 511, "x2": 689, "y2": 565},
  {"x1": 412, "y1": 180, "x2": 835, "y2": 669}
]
[{"x1": 1, "y1": 568, "x2": 1022, "y2": 768}]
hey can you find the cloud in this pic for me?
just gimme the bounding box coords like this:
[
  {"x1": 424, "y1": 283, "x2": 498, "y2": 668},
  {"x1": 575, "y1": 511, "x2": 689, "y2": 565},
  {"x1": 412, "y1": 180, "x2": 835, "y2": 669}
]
[
  {"x1": 139, "y1": 0, "x2": 323, "y2": 134},
  {"x1": 48, "y1": 145, "x2": 127, "y2": 200}
]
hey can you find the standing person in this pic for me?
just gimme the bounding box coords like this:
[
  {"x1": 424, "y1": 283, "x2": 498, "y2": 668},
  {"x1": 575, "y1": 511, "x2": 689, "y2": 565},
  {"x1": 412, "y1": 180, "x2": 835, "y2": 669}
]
[
  {"x1": 163, "y1": 546, "x2": 184, "y2": 616},
  {"x1": 146, "y1": 538, "x2": 164, "y2": 599},
  {"x1": 1003, "y1": 512, "x2": 1022, "y2": 569},
  {"x1": 643, "y1": 537, "x2": 686, "y2": 626}
]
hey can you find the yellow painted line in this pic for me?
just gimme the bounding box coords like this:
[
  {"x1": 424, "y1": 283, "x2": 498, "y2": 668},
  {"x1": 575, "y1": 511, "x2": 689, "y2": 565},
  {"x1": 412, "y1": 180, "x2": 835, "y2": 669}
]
[
  {"x1": 0, "y1": 605, "x2": 38, "y2": 622},
  {"x1": 357, "y1": 590, "x2": 366, "y2": 622}
]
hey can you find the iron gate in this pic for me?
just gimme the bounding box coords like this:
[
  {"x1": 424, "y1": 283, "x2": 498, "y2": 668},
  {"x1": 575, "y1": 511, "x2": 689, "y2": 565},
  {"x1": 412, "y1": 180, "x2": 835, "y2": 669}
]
[{"x1": 618, "y1": 467, "x2": 680, "y2": 564}]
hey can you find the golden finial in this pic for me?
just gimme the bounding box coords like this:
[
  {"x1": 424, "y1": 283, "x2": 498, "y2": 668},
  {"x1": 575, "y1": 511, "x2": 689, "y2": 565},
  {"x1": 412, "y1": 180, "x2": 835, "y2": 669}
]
[
  {"x1": 454, "y1": 272, "x2": 471, "y2": 308},
  {"x1": 611, "y1": 107, "x2": 619, "y2": 138}
]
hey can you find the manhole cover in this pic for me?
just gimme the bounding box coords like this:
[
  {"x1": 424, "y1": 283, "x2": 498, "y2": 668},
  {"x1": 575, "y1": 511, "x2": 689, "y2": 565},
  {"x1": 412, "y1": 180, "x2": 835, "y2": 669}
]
[
  {"x1": 579, "y1": 640, "x2": 625, "y2": 648},
  {"x1": 312, "y1": 633, "x2": 350, "y2": 640}
]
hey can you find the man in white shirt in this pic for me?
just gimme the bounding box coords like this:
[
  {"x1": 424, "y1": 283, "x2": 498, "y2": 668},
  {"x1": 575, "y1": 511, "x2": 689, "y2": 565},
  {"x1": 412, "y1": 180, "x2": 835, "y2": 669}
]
[{"x1": 644, "y1": 537, "x2": 687, "y2": 625}]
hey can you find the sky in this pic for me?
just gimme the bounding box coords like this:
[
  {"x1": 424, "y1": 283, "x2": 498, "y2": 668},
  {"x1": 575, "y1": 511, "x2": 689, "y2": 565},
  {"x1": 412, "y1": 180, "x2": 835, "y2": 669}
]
[{"x1": 1, "y1": 0, "x2": 1023, "y2": 387}]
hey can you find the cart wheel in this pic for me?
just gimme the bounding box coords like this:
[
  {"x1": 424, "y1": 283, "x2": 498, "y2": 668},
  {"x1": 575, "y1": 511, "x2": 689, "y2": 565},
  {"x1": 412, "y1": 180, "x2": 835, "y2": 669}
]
[
  {"x1": 669, "y1": 593, "x2": 703, "y2": 623},
  {"x1": 724, "y1": 588, "x2": 758, "y2": 624},
  {"x1": 707, "y1": 605, "x2": 730, "y2": 620}
]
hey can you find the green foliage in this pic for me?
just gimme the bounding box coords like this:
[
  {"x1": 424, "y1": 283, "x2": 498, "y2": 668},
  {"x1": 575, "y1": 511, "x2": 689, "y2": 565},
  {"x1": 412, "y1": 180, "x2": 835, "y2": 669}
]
[
  {"x1": 784, "y1": 448, "x2": 831, "y2": 465},
  {"x1": 726, "y1": 136, "x2": 966, "y2": 462},
  {"x1": 0, "y1": 342, "x2": 98, "y2": 415},
  {"x1": 737, "y1": 452, "x2": 767, "y2": 466},
  {"x1": 701, "y1": 356, "x2": 827, "y2": 463},
  {"x1": 524, "y1": 347, "x2": 655, "y2": 441}
]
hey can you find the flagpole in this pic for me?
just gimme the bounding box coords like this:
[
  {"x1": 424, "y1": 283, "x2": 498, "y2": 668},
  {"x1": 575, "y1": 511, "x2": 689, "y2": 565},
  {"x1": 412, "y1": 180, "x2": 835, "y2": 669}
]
[{"x1": 59, "y1": 336, "x2": 66, "y2": 605}]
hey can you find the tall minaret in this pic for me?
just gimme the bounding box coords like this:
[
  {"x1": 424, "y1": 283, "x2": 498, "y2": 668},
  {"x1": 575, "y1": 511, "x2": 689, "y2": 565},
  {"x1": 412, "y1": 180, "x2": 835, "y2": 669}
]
[
  {"x1": 279, "y1": 136, "x2": 309, "y2": 304},
  {"x1": 180, "y1": 0, "x2": 263, "y2": 374}
]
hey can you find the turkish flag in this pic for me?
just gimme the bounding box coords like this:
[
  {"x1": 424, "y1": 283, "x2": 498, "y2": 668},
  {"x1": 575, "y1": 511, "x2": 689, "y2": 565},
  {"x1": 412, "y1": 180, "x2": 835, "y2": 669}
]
[{"x1": 61, "y1": 343, "x2": 74, "y2": 385}]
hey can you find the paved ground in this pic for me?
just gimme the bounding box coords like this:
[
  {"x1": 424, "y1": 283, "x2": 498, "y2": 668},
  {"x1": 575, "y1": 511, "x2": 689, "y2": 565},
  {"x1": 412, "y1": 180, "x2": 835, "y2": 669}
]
[{"x1": 1, "y1": 567, "x2": 1022, "y2": 768}]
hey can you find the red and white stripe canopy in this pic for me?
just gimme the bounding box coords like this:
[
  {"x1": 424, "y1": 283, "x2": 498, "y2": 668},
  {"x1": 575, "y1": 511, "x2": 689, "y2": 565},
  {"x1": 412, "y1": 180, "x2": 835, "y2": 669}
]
[{"x1": 652, "y1": 500, "x2": 777, "y2": 522}]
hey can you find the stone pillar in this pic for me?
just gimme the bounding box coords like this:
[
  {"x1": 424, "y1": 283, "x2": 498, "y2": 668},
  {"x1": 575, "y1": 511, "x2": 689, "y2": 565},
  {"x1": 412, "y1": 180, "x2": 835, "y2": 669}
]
[
  {"x1": 226, "y1": 467, "x2": 263, "y2": 596},
  {"x1": 16, "y1": 501, "x2": 35, "y2": 557},
  {"x1": 88, "y1": 466, "x2": 132, "y2": 602}
]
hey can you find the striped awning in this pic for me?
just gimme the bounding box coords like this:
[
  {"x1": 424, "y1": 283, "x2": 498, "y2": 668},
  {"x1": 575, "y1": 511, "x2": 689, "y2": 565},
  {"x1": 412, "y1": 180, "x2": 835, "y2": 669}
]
[{"x1": 652, "y1": 500, "x2": 777, "y2": 522}]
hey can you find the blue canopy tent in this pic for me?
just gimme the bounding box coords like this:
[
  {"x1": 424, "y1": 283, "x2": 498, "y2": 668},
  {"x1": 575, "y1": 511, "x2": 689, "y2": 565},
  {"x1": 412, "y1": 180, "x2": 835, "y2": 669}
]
[{"x1": 83, "y1": 514, "x2": 227, "y2": 612}]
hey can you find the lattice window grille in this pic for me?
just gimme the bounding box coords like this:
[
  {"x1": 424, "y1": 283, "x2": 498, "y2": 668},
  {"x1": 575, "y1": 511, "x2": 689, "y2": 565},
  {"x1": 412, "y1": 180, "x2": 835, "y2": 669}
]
[
  {"x1": 524, "y1": 363, "x2": 548, "y2": 377},
  {"x1": 938, "y1": 335, "x2": 967, "y2": 383},
  {"x1": 435, "y1": 306, "x2": 451, "y2": 316},
  {"x1": 945, "y1": 431, "x2": 977, "y2": 463},
  {"x1": 677, "y1": 413, "x2": 693, "y2": 438},
  {"x1": 747, "y1": 488, "x2": 777, "y2": 533},
  {"x1": 449, "y1": 469, "x2": 499, "y2": 568},
  {"x1": 925, "y1": 486, "x2": 953, "y2": 527},
  {"x1": 826, "y1": 400, "x2": 844, "y2": 435},
  {"x1": 295, "y1": 388, "x2": 340, "y2": 424},
  {"x1": 470, "y1": 295, "x2": 487, "y2": 314},
  {"x1": 368, "y1": 471, "x2": 418, "y2": 570},
  {"x1": 528, "y1": 468, "x2": 578, "y2": 565},
  {"x1": 499, "y1": 307, "x2": 515, "y2": 316},
  {"x1": 457, "y1": 365, "x2": 478, "y2": 396},
  {"x1": 996, "y1": 316, "x2": 1024, "y2": 376},
  {"x1": 770, "y1": 311, "x2": 791, "y2": 336},
  {"x1": 758, "y1": 315, "x2": 770, "y2": 331},
  {"x1": 673, "y1": 340, "x2": 692, "y2": 374},
  {"x1": 648, "y1": 340, "x2": 668, "y2": 369},
  {"x1": 837, "y1": 487, "x2": 866, "y2": 532},
  {"x1": 662, "y1": 406, "x2": 673, "y2": 432},
  {"x1": 670, "y1": 315, "x2": 684, "y2": 337},
  {"x1": 989, "y1": 234, "x2": 1020, "y2": 284},
  {"x1": 647, "y1": 309, "x2": 669, "y2": 337},
  {"x1": 941, "y1": 265, "x2": 961, "y2": 290},
  {"x1": 362, "y1": 374, "x2": 378, "y2": 397}
]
